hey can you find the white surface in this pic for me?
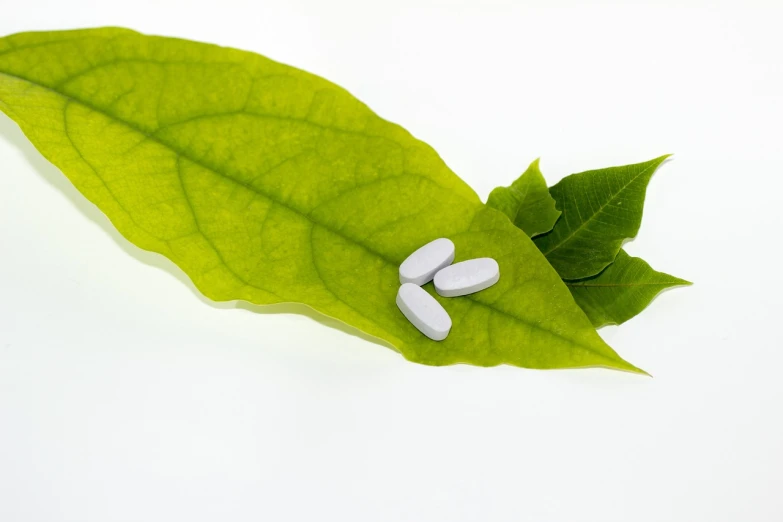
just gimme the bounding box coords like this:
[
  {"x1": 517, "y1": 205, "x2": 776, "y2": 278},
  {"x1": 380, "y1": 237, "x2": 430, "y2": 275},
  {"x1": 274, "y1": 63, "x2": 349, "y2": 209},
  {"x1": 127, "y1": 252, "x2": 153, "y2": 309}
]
[
  {"x1": 399, "y1": 238, "x2": 456, "y2": 285},
  {"x1": 434, "y1": 258, "x2": 500, "y2": 297},
  {"x1": 396, "y1": 284, "x2": 452, "y2": 341},
  {"x1": 1, "y1": 1, "x2": 782, "y2": 521}
]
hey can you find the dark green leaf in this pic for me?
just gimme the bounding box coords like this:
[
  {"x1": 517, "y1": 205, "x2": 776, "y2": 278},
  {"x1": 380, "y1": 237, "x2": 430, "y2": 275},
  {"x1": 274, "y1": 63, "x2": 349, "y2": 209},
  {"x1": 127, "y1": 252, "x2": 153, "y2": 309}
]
[
  {"x1": 534, "y1": 155, "x2": 670, "y2": 279},
  {"x1": 566, "y1": 250, "x2": 691, "y2": 327}
]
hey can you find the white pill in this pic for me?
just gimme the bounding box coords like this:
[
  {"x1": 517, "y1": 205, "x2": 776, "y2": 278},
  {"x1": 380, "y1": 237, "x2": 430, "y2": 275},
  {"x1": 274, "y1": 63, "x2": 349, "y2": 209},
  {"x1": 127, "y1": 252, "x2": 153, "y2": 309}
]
[
  {"x1": 434, "y1": 258, "x2": 500, "y2": 297},
  {"x1": 396, "y1": 283, "x2": 452, "y2": 341},
  {"x1": 399, "y1": 238, "x2": 456, "y2": 285}
]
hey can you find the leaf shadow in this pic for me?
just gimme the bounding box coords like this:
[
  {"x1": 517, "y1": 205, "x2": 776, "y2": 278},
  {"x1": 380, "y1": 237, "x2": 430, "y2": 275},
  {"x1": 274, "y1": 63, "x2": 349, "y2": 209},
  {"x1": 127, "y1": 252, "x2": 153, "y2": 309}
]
[{"x1": 0, "y1": 114, "x2": 396, "y2": 353}]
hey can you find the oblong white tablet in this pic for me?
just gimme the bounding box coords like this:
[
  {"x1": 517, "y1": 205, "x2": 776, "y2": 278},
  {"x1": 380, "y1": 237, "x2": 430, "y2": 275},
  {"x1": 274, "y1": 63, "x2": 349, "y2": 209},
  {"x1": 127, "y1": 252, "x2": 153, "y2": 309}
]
[
  {"x1": 396, "y1": 283, "x2": 452, "y2": 341},
  {"x1": 399, "y1": 238, "x2": 456, "y2": 285},
  {"x1": 434, "y1": 258, "x2": 500, "y2": 297}
]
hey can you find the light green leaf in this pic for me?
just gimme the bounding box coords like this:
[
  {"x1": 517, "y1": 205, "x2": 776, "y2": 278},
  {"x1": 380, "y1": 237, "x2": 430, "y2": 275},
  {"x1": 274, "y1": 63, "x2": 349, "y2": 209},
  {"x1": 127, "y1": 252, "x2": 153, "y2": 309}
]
[
  {"x1": 0, "y1": 28, "x2": 643, "y2": 372},
  {"x1": 533, "y1": 155, "x2": 670, "y2": 280},
  {"x1": 486, "y1": 158, "x2": 561, "y2": 237},
  {"x1": 567, "y1": 250, "x2": 691, "y2": 328}
]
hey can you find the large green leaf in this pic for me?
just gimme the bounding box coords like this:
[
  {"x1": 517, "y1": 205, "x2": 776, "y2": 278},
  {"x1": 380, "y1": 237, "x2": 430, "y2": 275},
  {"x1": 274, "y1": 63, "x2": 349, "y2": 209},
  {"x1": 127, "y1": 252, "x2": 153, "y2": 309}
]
[
  {"x1": 0, "y1": 28, "x2": 643, "y2": 372},
  {"x1": 486, "y1": 158, "x2": 561, "y2": 237},
  {"x1": 533, "y1": 155, "x2": 670, "y2": 279},
  {"x1": 567, "y1": 250, "x2": 691, "y2": 327}
]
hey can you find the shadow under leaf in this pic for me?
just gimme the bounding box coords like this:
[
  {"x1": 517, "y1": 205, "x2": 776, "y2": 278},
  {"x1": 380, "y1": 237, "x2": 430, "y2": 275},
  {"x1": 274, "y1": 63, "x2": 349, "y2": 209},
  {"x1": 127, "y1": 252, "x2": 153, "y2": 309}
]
[{"x1": 0, "y1": 113, "x2": 396, "y2": 353}]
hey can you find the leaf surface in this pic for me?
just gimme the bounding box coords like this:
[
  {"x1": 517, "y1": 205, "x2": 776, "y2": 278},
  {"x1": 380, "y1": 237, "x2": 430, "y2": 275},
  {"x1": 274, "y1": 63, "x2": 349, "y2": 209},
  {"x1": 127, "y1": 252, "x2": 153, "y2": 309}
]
[
  {"x1": 486, "y1": 158, "x2": 561, "y2": 237},
  {"x1": 566, "y1": 250, "x2": 691, "y2": 327},
  {"x1": 0, "y1": 28, "x2": 642, "y2": 372},
  {"x1": 533, "y1": 155, "x2": 670, "y2": 279}
]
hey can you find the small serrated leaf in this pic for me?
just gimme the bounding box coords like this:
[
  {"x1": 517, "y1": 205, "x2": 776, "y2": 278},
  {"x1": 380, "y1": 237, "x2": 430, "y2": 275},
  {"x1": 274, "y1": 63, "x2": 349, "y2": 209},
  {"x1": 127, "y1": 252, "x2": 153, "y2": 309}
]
[{"x1": 486, "y1": 158, "x2": 561, "y2": 237}]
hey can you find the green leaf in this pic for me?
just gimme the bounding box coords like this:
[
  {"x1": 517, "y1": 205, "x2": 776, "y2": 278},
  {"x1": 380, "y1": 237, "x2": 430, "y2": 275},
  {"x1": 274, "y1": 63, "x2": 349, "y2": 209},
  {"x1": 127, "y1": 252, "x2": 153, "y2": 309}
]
[
  {"x1": 489, "y1": 158, "x2": 689, "y2": 327},
  {"x1": 567, "y1": 250, "x2": 691, "y2": 328},
  {"x1": 0, "y1": 28, "x2": 643, "y2": 373},
  {"x1": 486, "y1": 158, "x2": 561, "y2": 237},
  {"x1": 533, "y1": 155, "x2": 670, "y2": 280}
]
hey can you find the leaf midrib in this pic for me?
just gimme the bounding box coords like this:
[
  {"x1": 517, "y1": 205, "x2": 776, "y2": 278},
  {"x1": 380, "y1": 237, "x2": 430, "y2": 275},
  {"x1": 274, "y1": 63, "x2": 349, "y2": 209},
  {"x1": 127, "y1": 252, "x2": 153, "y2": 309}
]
[{"x1": 0, "y1": 68, "x2": 614, "y2": 360}]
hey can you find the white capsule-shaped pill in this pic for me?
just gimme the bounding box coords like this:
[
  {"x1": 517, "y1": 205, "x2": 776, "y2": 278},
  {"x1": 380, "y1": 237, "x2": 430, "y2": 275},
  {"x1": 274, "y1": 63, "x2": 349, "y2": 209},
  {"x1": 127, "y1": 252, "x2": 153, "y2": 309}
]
[
  {"x1": 396, "y1": 283, "x2": 452, "y2": 341},
  {"x1": 434, "y1": 258, "x2": 500, "y2": 297},
  {"x1": 399, "y1": 238, "x2": 456, "y2": 285}
]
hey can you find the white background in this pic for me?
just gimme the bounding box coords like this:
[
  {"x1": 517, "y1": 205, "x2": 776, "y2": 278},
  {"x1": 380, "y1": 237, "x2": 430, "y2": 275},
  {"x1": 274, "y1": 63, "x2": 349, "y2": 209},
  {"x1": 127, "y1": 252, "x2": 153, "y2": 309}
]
[{"x1": 1, "y1": 1, "x2": 782, "y2": 521}]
